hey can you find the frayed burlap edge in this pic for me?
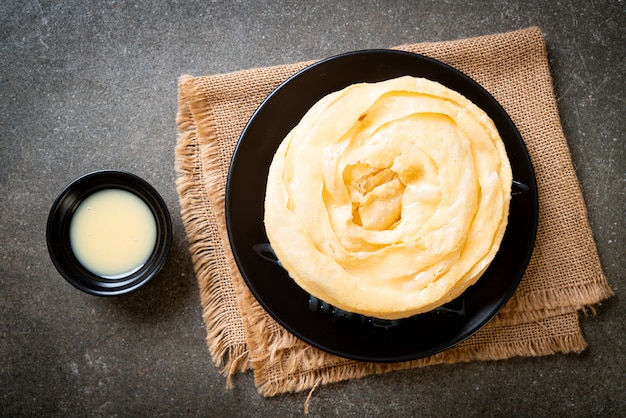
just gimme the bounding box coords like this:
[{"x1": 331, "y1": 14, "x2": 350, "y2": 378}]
[
  {"x1": 175, "y1": 75, "x2": 250, "y2": 383},
  {"x1": 248, "y1": 311, "x2": 589, "y2": 397}
]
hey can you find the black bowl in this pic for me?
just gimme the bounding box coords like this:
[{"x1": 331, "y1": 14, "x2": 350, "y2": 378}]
[{"x1": 46, "y1": 170, "x2": 172, "y2": 296}]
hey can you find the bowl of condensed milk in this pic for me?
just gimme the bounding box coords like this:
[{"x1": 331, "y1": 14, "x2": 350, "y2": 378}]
[{"x1": 46, "y1": 170, "x2": 172, "y2": 295}]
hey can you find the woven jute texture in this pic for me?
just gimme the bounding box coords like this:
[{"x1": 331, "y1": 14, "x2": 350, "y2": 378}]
[{"x1": 174, "y1": 27, "x2": 613, "y2": 397}]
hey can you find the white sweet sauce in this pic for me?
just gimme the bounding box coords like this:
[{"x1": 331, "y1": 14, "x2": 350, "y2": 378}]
[{"x1": 70, "y1": 189, "x2": 157, "y2": 278}]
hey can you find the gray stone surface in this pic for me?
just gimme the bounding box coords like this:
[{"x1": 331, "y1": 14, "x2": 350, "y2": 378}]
[{"x1": 1, "y1": 1, "x2": 624, "y2": 416}]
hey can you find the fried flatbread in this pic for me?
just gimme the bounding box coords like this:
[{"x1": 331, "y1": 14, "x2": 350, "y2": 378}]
[{"x1": 264, "y1": 76, "x2": 512, "y2": 320}]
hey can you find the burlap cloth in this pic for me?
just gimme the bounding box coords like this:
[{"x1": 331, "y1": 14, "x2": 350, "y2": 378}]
[{"x1": 174, "y1": 27, "x2": 613, "y2": 397}]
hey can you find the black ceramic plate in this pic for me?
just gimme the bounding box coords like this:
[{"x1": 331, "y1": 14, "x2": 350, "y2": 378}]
[{"x1": 226, "y1": 50, "x2": 538, "y2": 363}]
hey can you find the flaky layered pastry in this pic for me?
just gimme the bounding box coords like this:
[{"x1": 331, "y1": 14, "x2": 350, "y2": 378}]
[{"x1": 264, "y1": 76, "x2": 513, "y2": 320}]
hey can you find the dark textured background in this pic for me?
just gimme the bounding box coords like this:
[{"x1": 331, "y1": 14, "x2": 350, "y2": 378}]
[{"x1": 1, "y1": 1, "x2": 624, "y2": 416}]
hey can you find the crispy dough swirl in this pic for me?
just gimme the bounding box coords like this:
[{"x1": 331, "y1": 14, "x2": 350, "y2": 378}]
[{"x1": 264, "y1": 76, "x2": 512, "y2": 320}]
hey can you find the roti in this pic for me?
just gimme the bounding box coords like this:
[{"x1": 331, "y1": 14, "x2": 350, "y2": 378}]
[{"x1": 264, "y1": 76, "x2": 512, "y2": 320}]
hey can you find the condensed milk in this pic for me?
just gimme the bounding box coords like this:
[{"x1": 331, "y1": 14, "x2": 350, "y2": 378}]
[{"x1": 70, "y1": 188, "x2": 157, "y2": 278}]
